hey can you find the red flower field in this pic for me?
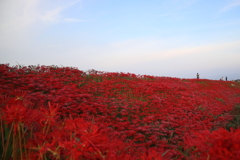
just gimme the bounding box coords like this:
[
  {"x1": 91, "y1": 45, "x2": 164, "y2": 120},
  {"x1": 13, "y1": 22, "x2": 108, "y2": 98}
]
[{"x1": 1, "y1": 64, "x2": 240, "y2": 160}]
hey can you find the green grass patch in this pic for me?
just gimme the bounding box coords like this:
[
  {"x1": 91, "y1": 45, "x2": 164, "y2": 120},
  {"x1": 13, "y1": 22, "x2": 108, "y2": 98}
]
[{"x1": 225, "y1": 104, "x2": 240, "y2": 130}]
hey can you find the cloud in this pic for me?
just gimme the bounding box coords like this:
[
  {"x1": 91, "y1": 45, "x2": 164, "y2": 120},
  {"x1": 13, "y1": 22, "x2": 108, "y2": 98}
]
[
  {"x1": 91, "y1": 39, "x2": 240, "y2": 72},
  {"x1": 220, "y1": 0, "x2": 240, "y2": 12},
  {"x1": 40, "y1": 0, "x2": 82, "y2": 23},
  {"x1": 40, "y1": 7, "x2": 63, "y2": 22},
  {"x1": 64, "y1": 18, "x2": 86, "y2": 22},
  {"x1": 142, "y1": 40, "x2": 240, "y2": 62},
  {"x1": 0, "y1": 0, "x2": 83, "y2": 49},
  {"x1": 0, "y1": 0, "x2": 42, "y2": 51},
  {"x1": 0, "y1": 0, "x2": 40, "y2": 32},
  {"x1": 0, "y1": 0, "x2": 82, "y2": 31}
]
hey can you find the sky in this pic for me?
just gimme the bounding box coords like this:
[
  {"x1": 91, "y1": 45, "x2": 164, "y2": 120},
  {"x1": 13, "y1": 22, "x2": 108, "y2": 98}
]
[{"x1": 0, "y1": 0, "x2": 240, "y2": 80}]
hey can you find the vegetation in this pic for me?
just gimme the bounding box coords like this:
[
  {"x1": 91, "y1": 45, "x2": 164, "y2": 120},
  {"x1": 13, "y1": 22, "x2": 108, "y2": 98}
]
[{"x1": 1, "y1": 64, "x2": 240, "y2": 159}]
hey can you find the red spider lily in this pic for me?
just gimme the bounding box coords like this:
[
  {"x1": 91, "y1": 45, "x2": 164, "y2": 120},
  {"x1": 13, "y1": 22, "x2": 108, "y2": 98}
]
[
  {"x1": 39, "y1": 102, "x2": 60, "y2": 128},
  {"x1": 139, "y1": 147, "x2": 179, "y2": 160},
  {"x1": 184, "y1": 128, "x2": 240, "y2": 159},
  {"x1": 2, "y1": 102, "x2": 37, "y2": 134},
  {"x1": 1, "y1": 64, "x2": 240, "y2": 159},
  {"x1": 0, "y1": 92, "x2": 11, "y2": 108}
]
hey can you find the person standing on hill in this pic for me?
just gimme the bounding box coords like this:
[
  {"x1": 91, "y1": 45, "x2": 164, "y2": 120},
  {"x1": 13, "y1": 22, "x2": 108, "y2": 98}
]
[
  {"x1": 226, "y1": 76, "x2": 228, "y2": 81},
  {"x1": 197, "y1": 73, "x2": 199, "y2": 79}
]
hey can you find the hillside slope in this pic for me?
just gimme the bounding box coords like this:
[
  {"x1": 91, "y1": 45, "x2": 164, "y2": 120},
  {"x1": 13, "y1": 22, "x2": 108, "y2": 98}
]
[{"x1": 1, "y1": 64, "x2": 240, "y2": 159}]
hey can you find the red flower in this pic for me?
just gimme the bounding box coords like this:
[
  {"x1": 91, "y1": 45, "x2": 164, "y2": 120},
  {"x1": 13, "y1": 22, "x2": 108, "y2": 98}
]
[
  {"x1": 184, "y1": 128, "x2": 240, "y2": 159},
  {"x1": 2, "y1": 102, "x2": 38, "y2": 134},
  {"x1": 40, "y1": 102, "x2": 60, "y2": 125}
]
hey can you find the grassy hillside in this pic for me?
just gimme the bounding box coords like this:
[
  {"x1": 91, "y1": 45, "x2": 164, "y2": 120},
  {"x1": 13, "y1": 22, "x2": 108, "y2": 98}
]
[{"x1": 1, "y1": 64, "x2": 240, "y2": 160}]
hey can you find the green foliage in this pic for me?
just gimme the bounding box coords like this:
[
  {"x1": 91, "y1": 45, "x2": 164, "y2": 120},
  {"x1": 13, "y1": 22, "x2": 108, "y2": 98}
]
[{"x1": 226, "y1": 104, "x2": 240, "y2": 130}]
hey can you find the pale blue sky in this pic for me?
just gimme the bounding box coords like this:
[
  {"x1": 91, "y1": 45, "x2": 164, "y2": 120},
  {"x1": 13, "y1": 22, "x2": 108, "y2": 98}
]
[{"x1": 0, "y1": 0, "x2": 240, "y2": 80}]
